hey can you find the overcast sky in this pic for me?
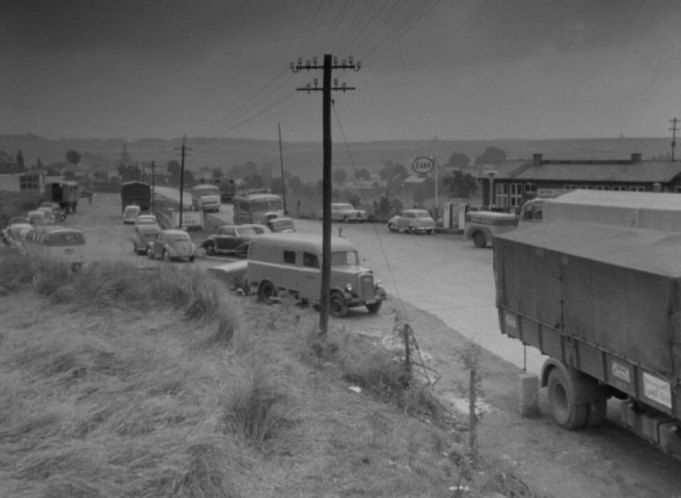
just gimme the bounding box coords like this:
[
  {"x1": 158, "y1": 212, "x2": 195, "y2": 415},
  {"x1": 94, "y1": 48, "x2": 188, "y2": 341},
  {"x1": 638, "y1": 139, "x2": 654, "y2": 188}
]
[{"x1": 1, "y1": 0, "x2": 679, "y2": 142}]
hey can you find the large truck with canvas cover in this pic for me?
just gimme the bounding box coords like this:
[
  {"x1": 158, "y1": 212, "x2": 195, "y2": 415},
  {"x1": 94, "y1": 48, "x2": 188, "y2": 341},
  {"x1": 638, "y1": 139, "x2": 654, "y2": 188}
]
[
  {"x1": 520, "y1": 189, "x2": 681, "y2": 230},
  {"x1": 494, "y1": 220, "x2": 681, "y2": 457},
  {"x1": 120, "y1": 181, "x2": 151, "y2": 213}
]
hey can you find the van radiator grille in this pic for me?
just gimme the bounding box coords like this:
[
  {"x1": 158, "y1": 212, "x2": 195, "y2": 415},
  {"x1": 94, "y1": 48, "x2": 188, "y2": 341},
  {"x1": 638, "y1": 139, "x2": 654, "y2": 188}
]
[{"x1": 360, "y1": 274, "x2": 374, "y2": 299}]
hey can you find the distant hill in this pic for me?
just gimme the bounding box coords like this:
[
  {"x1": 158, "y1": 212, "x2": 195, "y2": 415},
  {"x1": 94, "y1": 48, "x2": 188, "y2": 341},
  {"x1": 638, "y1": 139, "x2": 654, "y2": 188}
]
[{"x1": 0, "y1": 134, "x2": 672, "y2": 182}]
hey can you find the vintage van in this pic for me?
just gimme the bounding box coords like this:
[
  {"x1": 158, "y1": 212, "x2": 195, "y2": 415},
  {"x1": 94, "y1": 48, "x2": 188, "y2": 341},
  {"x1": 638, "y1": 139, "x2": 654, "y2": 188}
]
[
  {"x1": 463, "y1": 210, "x2": 519, "y2": 248},
  {"x1": 22, "y1": 226, "x2": 87, "y2": 270},
  {"x1": 246, "y1": 233, "x2": 386, "y2": 317}
]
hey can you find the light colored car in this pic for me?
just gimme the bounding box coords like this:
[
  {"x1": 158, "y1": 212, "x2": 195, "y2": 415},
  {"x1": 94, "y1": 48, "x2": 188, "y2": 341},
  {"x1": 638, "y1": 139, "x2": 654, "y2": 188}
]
[
  {"x1": 27, "y1": 210, "x2": 48, "y2": 226},
  {"x1": 266, "y1": 217, "x2": 296, "y2": 233},
  {"x1": 132, "y1": 224, "x2": 162, "y2": 255},
  {"x1": 246, "y1": 233, "x2": 387, "y2": 317},
  {"x1": 134, "y1": 214, "x2": 160, "y2": 228},
  {"x1": 122, "y1": 205, "x2": 142, "y2": 224},
  {"x1": 331, "y1": 203, "x2": 367, "y2": 223},
  {"x1": 147, "y1": 229, "x2": 196, "y2": 262},
  {"x1": 2, "y1": 222, "x2": 33, "y2": 250},
  {"x1": 387, "y1": 209, "x2": 436, "y2": 234},
  {"x1": 21, "y1": 225, "x2": 86, "y2": 271},
  {"x1": 464, "y1": 210, "x2": 519, "y2": 248},
  {"x1": 39, "y1": 202, "x2": 66, "y2": 222}
]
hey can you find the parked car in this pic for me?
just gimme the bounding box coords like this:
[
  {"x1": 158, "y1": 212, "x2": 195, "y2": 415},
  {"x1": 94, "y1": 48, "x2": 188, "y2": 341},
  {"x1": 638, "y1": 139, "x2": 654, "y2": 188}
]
[
  {"x1": 201, "y1": 224, "x2": 268, "y2": 257},
  {"x1": 27, "y1": 210, "x2": 48, "y2": 226},
  {"x1": 39, "y1": 202, "x2": 66, "y2": 222},
  {"x1": 132, "y1": 224, "x2": 162, "y2": 255},
  {"x1": 387, "y1": 209, "x2": 436, "y2": 234},
  {"x1": 122, "y1": 205, "x2": 142, "y2": 224},
  {"x1": 246, "y1": 233, "x2": 387, "y2": 317},
  {"x1": 464, "y1": 211, "x2": 519, "y2": 248},
  {"x1": 147, "y1": 229, "x2": 196, "y2": 262},
  {"x1": 2, "y1": 222, "x2": 32, "y2": 250},
  {"x1": 331, "y1": 203, "x2": 367, "y2": 222},
  {"x1": 22, "y1": 225, "x2": 86, "y2": 271},
  {"x1": 134, "y1": 214, "x2": 160, "y2": 228},
  {"x1": 266, "y1": 217, "x2": 296, "y2": 233},
  {"x1": 35, "y1": 206, "x2": 56, "y2": 224}
]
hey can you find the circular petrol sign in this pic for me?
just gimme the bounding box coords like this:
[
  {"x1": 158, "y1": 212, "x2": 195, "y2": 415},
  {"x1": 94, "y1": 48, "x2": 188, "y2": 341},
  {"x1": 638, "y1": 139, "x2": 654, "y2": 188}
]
[{"x1": 412, "y1": 156, "x2": 434, "y2": 174}]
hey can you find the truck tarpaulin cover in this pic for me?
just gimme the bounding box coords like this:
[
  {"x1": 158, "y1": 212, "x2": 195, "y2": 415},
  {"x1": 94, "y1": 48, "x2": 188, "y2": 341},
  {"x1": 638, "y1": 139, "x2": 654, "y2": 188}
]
[{"x1": 494, "y1": 220, "x2": 681, "y2": 377}]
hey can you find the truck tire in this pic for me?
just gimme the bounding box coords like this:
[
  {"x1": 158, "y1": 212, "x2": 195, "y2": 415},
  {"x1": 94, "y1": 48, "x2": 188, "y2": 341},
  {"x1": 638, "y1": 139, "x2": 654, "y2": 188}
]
[
  {"x1": 584, "y1": 400, "x2": 608, "y2": 428},
  {"x1": 258, "y1": 280, "x2": 278, "y2": 304},
  {"x1": 473, "y1": 231, "x2": 486, "y2": 248},
  {"x1": 547, "y1": 369, "x2": 588, "y2": 430},
  {"x1": 329, "y1": 291, "x2": 348, "y2": 318}
]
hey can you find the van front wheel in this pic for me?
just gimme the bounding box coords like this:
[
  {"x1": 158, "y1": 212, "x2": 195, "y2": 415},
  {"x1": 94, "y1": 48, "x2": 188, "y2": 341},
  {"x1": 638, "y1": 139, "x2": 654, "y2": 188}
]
[
  {"x1": 258, "y1": 280, "x2": 278, "y2": 304},
  {"x1": 329, "y1": 291, "x2": 348, "y2": 318}
]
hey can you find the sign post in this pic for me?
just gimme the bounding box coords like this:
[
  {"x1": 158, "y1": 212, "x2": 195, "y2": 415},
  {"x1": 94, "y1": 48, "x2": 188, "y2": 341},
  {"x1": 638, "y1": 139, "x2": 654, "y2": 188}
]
[{"x1": 412, "y1": 156, "x2": 437, "y2": 219}]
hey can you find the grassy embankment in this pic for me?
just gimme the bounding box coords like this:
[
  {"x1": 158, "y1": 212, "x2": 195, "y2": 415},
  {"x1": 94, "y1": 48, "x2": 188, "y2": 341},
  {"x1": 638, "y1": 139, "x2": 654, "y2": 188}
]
[{"x1": 0, "y1": 249, "x2": 538, "y2": 497}]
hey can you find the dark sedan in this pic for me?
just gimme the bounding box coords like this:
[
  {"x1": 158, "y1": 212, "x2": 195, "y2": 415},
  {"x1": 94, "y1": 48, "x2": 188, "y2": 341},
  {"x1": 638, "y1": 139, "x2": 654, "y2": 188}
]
[{"x1": 201, "y1": 224, "x2": 269, "y2": 257}]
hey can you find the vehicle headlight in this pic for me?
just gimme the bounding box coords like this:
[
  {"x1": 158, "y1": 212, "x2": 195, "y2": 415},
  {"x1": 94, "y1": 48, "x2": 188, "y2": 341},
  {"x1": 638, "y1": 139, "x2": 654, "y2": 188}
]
[
  {"x1": 345, "y1": 283, "x2": 353, "y2": 292},
  {"x1": 375, "y1": 280, "x2": 383, "y2": 288}
]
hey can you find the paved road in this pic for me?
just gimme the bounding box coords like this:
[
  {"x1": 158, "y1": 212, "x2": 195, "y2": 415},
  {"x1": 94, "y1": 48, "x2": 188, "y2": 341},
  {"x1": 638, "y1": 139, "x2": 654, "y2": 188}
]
[{"x1": 156, "y1": 185, "x2": 545, "y2": 374}]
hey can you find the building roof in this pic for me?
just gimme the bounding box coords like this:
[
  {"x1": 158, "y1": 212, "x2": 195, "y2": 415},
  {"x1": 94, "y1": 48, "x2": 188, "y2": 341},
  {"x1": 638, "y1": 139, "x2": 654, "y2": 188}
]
[{"x1": 511, "y1": 160, "x2": 681, "y2": 183}]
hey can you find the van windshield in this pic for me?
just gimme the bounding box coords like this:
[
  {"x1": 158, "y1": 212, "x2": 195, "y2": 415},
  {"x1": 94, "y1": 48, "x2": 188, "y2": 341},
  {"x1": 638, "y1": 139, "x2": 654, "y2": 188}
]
[
  {"x1": 250, "y1": 199, "x2": 283, "y2": 212},
  {"x1": 331, "y1": 250, "x2": 359, "y2": 266}
]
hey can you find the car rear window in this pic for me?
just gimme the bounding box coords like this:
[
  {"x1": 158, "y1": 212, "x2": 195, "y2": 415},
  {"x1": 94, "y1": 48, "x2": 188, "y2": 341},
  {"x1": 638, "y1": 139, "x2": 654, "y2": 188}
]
[{"x1": 46, "y1": 232, "x2": 86, "y2": 246}]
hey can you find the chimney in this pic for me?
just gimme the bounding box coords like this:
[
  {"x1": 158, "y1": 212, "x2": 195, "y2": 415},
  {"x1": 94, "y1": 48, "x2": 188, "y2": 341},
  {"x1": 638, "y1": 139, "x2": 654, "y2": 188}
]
[
  {"x1": 630, "y1": 153, "x2": 642, "y2": 163},
  {"x1": 532, "y1": 154, "x2": 543, "y2": 166}
]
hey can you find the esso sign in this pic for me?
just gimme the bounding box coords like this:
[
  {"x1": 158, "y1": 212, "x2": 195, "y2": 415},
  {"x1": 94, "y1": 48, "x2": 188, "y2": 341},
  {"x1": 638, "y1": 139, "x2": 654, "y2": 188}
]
[{"x1": 412, "y1": 156, "x2": 434, "y2": 174}]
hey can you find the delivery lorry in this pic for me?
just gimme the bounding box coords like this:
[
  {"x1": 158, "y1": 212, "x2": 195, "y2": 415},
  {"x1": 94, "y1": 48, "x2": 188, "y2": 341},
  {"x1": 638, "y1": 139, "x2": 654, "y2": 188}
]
[
  {"x1": 520, "y1": 189, "x2": 681, "y2": 230},
  {"x1": 44, "y1": 181, "x2": 79, "y2": 214},
  {"x1": 120, "y1": 181, "x2": 151, "y2": 213},
  {"x1": 494, "y1": 220, "x2": 681, "y2": 457}
]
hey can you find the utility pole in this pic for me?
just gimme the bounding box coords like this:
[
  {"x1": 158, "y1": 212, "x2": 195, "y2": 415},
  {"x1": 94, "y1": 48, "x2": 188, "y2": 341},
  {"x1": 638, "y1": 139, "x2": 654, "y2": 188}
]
[
  {"x1": 151, "y1": 160, "x2": 156, "y2": 212},
  {"x1": 175, "y1": 135, "x2": 192, "y2": 228},
  {"x1": 278, "y1": 122, "x2": 288, "y2": 214},
  {"x1": 670, "y1": 117, "x2": 678, "y2": 162},
  {"x1": 291, "y1": 54, "x2": 360, "y2": 337}
]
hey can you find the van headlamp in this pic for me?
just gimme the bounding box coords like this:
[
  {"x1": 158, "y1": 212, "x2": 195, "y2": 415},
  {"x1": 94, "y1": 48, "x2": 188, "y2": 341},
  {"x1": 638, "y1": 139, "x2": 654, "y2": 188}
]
[{"x1": 345, "y1": 283, "x2": 353, "y2": 292}]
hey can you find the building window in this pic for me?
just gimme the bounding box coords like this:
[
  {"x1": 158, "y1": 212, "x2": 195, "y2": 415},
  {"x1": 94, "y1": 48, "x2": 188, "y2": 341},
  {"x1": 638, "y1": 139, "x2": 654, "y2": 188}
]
[
  {"x1": 510, "y1": 183, "x2": 523, "y2": 208},
  {"x1": 20, "y1": 174, "x2": 40, "y2": 190},
  {"x1": 495, "y1": 183, "x2": 508, "y2": 207},
  {"x1": 524, "y1": 183, "x2": 537, "y2": 194}
]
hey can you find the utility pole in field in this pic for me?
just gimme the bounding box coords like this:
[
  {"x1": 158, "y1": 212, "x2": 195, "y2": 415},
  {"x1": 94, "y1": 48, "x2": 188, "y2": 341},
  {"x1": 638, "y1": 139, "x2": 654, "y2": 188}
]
[
  {"x1": 151, "y1": 160, "x2": 156, "y2": 212},
  {"x1": 278, "y1": 122, "x2": 288, "y2": 215},
  {"x1": 175, "y1": 135, "x2": 192, "y2": 228},
  {"x1": 291, "y1": 54, "x2": 360, "y2": 338},
  {"x1": 670, "y1": 117, "x2": 678, "y2": 162}
]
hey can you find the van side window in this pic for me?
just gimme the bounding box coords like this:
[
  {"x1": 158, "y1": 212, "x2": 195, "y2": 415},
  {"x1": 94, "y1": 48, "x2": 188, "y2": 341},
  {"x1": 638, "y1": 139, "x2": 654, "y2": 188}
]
[
  {"x1": 283, "y1": 250, "x2": 296, "y2": 264},
  {"x1": 303, "y1": 252, "x2": 319, "y2": 268}
]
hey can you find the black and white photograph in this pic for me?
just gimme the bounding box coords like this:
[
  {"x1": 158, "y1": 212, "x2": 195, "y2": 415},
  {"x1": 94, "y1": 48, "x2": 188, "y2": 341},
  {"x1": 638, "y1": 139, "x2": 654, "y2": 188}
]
[{"x1": 2, "y1": 1, "x2": 681, "y2": 496}]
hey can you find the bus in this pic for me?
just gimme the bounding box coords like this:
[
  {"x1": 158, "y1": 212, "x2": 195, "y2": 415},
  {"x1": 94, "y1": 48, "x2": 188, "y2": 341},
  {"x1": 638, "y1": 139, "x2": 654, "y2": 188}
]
[
  {"x1": 191, "y1": 184, "x2": 221, "y2": 212},
  {"x1": 232, "y1": 191, "x2": 284, "y2": 225}
]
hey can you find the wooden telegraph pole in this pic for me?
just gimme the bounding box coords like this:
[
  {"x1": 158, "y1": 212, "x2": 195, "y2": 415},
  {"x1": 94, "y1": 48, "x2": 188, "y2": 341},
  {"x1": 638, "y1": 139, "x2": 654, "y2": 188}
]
[
  {"x1": 175, "y1": 135, "x2": 192, "y2": 228},
  {"x1": 291, "y1": 54, "x2": 360, "y2": 337}
]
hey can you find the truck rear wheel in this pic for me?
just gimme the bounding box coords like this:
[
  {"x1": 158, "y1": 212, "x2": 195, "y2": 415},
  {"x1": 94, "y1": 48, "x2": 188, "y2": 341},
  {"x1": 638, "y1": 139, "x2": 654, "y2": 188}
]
[
  {"x1": 473, "y1": 231, "x2": 486, "y2": 248},
  {"x1": 258, "y1": 280, "x2": 278, "y2": 304},
  {"x1": 547, "y1": 369, "x2": 588, "y2": 430}
]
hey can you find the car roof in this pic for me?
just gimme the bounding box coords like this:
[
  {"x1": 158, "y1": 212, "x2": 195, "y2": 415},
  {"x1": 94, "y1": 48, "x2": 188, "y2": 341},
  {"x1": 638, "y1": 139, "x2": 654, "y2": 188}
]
[
  {"x1": 403, "y1": 209, "x2": 430, "y2": 214},
  {"x1": 32, "y1": 225, "x2": 84, "y2": 235},
  {"x1": 250, "y1": 233, "x2": 357, "y2": 252},
  {"x1": 161, "y1": 229, "x2": 189, "y2": 236}
]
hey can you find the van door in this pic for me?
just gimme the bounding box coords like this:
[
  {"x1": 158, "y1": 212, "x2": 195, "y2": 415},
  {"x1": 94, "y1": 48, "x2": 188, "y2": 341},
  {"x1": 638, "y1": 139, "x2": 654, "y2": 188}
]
[{"x1": 298, "y1": 250, "x2": 321, "y2": 301}]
